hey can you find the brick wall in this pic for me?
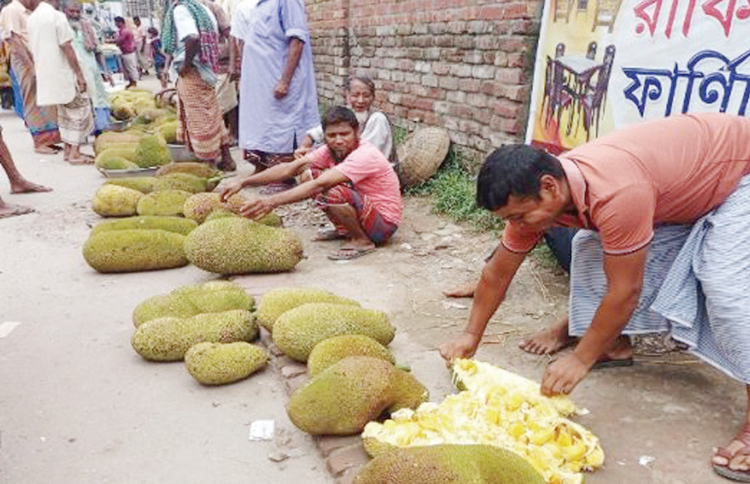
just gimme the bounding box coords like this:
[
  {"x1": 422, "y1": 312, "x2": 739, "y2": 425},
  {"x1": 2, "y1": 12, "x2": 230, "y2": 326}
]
[{"x1": 307, "y1": 0, "x2": 545, "y2": 166}]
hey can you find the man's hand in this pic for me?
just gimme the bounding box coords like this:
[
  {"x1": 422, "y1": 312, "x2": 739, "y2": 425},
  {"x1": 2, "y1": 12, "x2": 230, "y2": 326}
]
[
  {"x1": 438, "y1": 331, "x2": 481, "y2": 362},
  {"x1": 217, "y1": 178, "x2": 245, "y2": 202},
  {"x1": 274, "y1": 79, "x2": 289, "y2": 99},
  {"x1": 294, "y1": 145, "x2": 312, "y2": 159},
  {"x1": 76, "y1": 74, "x2": 87, "y2": 93},
  {"x1": 238, "y1": 197, "x2": 276, "y2": 220},
  {"x1": 540, "y1": 353, "x2": 592, "y2": 396}
]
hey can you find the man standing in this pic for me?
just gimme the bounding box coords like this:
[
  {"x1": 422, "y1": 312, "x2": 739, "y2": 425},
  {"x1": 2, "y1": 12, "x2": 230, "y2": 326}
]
[
  {"x1": 161, "y1": 0, "x2": 235, "y2": 170},
  {"x1": 0, "y1": 124, "x2": 52, "y2": 218},
  {"x1": 219, "y1": 106, "x2": 402, "y2": 260},
  {"x1": 114, "y1": 16, "x2": 137, "y2": 88},
  {"x1": 132, "y1": 16, "x2": 150, "y2": 75},
  {"x1": 27, "y1": 0, "x2": 92, "y2": 164},
  {"x1": 231, "y1": 0, "x2": 318, "y2": 193},
  {"x1": 0, "y1": 0, "x2": 61, "y2": 154},
  {"x1": 438, "y1": 113, "x2": 750, "y2": 482}
]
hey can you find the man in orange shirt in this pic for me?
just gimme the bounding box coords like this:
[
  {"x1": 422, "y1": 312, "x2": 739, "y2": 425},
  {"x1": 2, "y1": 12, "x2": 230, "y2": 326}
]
[{"x1": 438, "y1": 113, "x2": 750, "y2": 481}]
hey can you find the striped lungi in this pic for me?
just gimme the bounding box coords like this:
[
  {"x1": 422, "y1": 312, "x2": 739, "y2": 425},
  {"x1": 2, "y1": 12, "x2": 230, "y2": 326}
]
[
  {"x1": 57, "y1": 90, "x2": 94, "y2": 146},
  {"x1": 176, "y1": 68, "x2": 229, "y2": 162},
  {"x1": 314, "y1": 184, "x2": 398, "y2": 245},
  {"x1": 569, "y1": 175, "x2": 750, "y2": 383}
]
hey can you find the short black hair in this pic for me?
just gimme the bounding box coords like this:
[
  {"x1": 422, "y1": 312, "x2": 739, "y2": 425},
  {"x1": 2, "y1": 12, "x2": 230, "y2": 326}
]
[
  {"x1": 133, "y1": 15, "x2": 140, "y2": 21},
  {"x1": 114, "y1": 16, "x2": 124, "y2": 23},
  {"x1": 322, "y1": 106, "x2": 359, "y2": 132},
  {"x1": 147, "y1": 26, "x2": 158, "y2": 35},
  {"x1": 476, "y1": 144, "x2": 565, "y2": 210}
]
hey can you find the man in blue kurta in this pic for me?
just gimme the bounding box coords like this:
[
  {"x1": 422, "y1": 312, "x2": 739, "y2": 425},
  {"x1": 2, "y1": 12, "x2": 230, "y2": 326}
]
[{"x1": 231, "y1": 0, "x2": 319, "y2": 192}]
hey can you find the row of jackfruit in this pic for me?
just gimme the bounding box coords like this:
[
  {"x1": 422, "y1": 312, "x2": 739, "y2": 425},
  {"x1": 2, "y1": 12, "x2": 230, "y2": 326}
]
[{"x1": 108, "y1": 89, "x2": 179, "y2": 143}]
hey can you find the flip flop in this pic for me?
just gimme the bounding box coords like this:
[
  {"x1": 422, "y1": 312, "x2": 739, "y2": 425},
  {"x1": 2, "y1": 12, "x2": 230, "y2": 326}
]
[
  {"x1": 714, "y1": 464, "x2": 750, "y2": 482},
  {"x1": 591, "y1": 356, "x2": 634, "y2": 370},
  {"x1": 328, "y1": 246, "x2": 376, "y2": 261},
  {"x1": 313, "y1": 228, "x2": 346, "y2": 242},
  {"x1": 713, "y1": 424, "x2": 750, "y2": 482}
]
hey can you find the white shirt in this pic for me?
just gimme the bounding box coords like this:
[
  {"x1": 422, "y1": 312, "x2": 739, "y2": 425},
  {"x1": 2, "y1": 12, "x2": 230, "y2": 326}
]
[
  {"x1": 27, "y1": 2, "x2": 76, "y2": 106},
  {"x1": 173, "y1": 4, "x2": 217, "y2": 41}
]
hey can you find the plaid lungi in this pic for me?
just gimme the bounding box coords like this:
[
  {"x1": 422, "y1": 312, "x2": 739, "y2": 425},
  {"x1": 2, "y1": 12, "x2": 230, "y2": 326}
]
[
  {"x1": 58, "y1": 90, "x2": 94, "y2": 145},
  {"x1": 176, "y1": 68, "x2": 229, "y2": 161},
  {"x1": 314, "y1": 184, "x2": 398, "y2": 245}
]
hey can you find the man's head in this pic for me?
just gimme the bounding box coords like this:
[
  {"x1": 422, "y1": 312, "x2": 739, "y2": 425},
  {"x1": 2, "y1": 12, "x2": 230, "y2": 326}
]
[
  {"x1": 114, "y1": 16, "x2": 125, "y2": 28},
  {"x1": 62, "y1": 0, "x2": 81, "y2": 20},
  {"x1": 19, "y1": 0, "x2": 42, "y2": 11},
  {"x1": 322, "y1": 106, "x2": 360, "y2": 162},
  {"x1": 133, "y1": 16, "x2": 141, "y2": 26},
  {"x1": 477, "y1": 144, "x2": 570, "y2": 230},
  {"x1": 147, "y1": 26, "x2": 158, "y2": 37},
  {"x1": 346, "y1": 76, "x2": 375, "y2": 115}
]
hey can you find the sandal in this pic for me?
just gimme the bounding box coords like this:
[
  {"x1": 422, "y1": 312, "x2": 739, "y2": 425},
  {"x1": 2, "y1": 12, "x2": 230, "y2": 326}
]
[
  {"x1": 713, "y1": 423, "x2": 750, "y2": 482},
  {"x1": 313, "y1": 228, "x2": 346, "y2": 242},
  {"x1": 328, "y1": 246, "x2": 376, "y2": 261},
  {"x1": 591, "y1": 356, "x2": 634, "y2": 370}
]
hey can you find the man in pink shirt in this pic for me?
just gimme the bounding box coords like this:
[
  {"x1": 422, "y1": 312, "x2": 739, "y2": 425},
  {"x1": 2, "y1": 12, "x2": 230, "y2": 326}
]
[
  {"x1": 218, "y1": 106, "x2": 402, "y2": 260},
  {"x1": 114, "y1": 16, "x2": 137, "y2": 88},
  {"x1": 438, "y1": 113, "x2": 750, "y2": 481}
]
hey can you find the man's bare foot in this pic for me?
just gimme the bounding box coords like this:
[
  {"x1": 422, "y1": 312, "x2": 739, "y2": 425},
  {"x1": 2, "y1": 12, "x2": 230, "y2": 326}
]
[
  {"x1": 10, "y1": 180, "x2": 52, "y2": 194},
  {"x1": 712, "y1": 423, "x2": 750, "y2": 476},
  {"x1": 34, "y1": 146, "x2": 59, "y2": 155},
  {"x1": 0, "y1": 203, "x2": 35, "y2": 219},
  {"x1": 67, "y1": 155, "x2": 94, "y2": 165},
  {"x1": 443, "y1": 282, "x2": 477, "y2": 298},
  {"x1": 519, "y1": 319, "x2": 574, "y2": 355}
]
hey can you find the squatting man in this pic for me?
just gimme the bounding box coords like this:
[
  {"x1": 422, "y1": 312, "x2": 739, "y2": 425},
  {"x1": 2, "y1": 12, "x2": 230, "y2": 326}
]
[
  {"x1": 219, "y1": 106, "x2": 402, "y2": 261},
  {"x1": 439, "y1": 113, "x2": 750, "y2": 482}
]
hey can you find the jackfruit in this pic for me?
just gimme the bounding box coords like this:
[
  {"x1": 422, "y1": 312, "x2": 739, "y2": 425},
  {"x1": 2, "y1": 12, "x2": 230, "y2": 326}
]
[
  {"x1": 104, "y1": 177, "x2": 158, "y2": 194},
  {"x1": 132, "y1": 309, "x2": 258, "y2": 361},
  {"x1": 133, "y1": 134, "x2": 171, "y2": 168},
  {"x1": 255, "y1": 287, "x2": 360, "y2": 332},
  {"x1": 92, "y1": 184, "x2": 143, "y2": 217},
  {"x1": 82, "y1": 229, "x2": 188, "y2": 273},
  {"x1": 155, "y1": 162, "x2": 221, "y2": 179},
  {"x1": 272, "y1": 303, "x2": 394, "y2": 362},
  {"x1": 183, "y1": 192, "x2": 282, "y2": 225},
  {"x1": 153, "y1": 173, "x2": 207, "y2": 193},
  {"x1": 203, "y1": 210, "x2": 236, "y2": 222},
  {"x1": 94, "y1": 146, "x2": 138, "y2": 166},
  {"x1": 184, "y1": 217, "x2": 303, "y2": 275},
  {"x1": 94, "y1": 132, "x2": 141, "y2": 154},
  {"x1": 90, "y1": 216, "x2": 197, "y2": 236},
  {"x1": 95, "y1": 156, "x2": 139, "y2": 170},
  {"x1": 132, "y1": 280, "x2": 254, "y2": 327},
  {"x1": 136, "y1": 189, "x2": 192, "y2": 216},
  {"x1": 158, "y1": 120, "x2": 178, "y2": 143},
  {"x1": 353, "y1": 444, "x2": 546, "y2": 484},
  {"x1": 308, "y1": 335, "x2": 395, "y2": 377},
  {"x1": 287, "y1": 356, "x2": 428, "y2": 435},
  {"x1": 133, "y1": 108, "x2": 167, "y2": 126},
  {"x1": 185, "y1": 342, "x2": 268, "y2": 385},
  {"x1": 111, "y1": 101, "x2": 135, "y2": 120}
]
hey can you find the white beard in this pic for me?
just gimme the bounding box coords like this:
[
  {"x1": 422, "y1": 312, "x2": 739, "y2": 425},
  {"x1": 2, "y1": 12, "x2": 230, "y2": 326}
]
[{"x1": 354, "y1": 110, "x2": 370, "y2": 128}]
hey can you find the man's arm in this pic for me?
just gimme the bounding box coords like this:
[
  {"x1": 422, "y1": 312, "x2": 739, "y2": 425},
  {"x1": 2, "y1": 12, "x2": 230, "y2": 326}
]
[
  {"x1": 274, "y1": 37, "x2": 303, "y2": 99},
  {"x1": 541, "y1": 246, "x2": 648, "y2": 395},
  {"x1": 218, "y1": 157, "x2": 309, "y2": 200},
  {"x1": 60, "y1": 40, "x2": 87, "y2": 92},
  {"x1": 179, "y1": 35, "x2": 200, "y2": 76},
  {"x1": 229, "y1": 36, "x2": 242, "y2": 81},
  {"x1": 439, "y1": 245, "x2": 526, "y2": 361}
]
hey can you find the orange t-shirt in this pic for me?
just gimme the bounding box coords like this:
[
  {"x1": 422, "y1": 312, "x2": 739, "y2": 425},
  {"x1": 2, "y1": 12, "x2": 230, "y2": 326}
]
[{"x1": 503, "y1": 113, "x2": 750, "y2": 255}]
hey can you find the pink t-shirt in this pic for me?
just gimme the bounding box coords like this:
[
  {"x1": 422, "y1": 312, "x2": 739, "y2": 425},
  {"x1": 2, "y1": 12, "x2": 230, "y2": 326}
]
[
  {"x1": 307, "y1": 140, "x2": 403, "y2": 225},
  {"x1": 503, "y1": 113, "x2": 750, "y2": 255}
]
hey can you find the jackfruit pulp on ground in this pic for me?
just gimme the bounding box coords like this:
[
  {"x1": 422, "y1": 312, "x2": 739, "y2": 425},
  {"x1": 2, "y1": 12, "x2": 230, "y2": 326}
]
[
  {"x1": 136, "y1": 189, "x2": 192, "y2": 216},
  {"x1": 286, "y1": 356, "x2": 429, "y2": 435},
  {"x1": 307, "y1": 335, "x2": 395, "y2": 377},
  {"x1": 255, "y1": 287, "x2": 361, "y2": 332},
  {"x1": 155, "y1": 162, "x2": 221, "y2": 179},
  {"x1": 132, "y1": 280, "x2": 254, "y2": 327},
  {"x1": 272, "y1": 302, "x2": 394, "y2": 362},
  {"x1": 95, "y1": 155, "x2": 139, "y2": 170},
  {"x1": 133, "y1": 134, "x2": 171, "y2": 168},
  {"x1": 184, "y1": 217, "x2": 303, "y2": 274},
  {"x1": 132, "y1": 309, "x2": 258, "y2": 361},
  {"x1": 184, "y1": 342, "x2": 268, "y2": 385},
  {"x1": 353, "y1": 444, "x2": 546, "y2": 484},
  {"x1": 361, "y1": 359, "x2": 604, "y2": 484},
  {"x1": 153, "y1": 173, "x2": 208, "y2": 193},
  {"x1": 183, "y1": 192, "x2": 280, "y2": 224},
  {"x1": 82, "y1": 229, "x2": 188, "y2": 273},
  {"x1": 104, "y1": 177, "x2": 158, "y2": 194},
  {"x1": 92, "y1": 184, "x2": 143, "y2": 217},
  {"x1": 90, "y1": 216, "x2": 197, "y2": 236}
]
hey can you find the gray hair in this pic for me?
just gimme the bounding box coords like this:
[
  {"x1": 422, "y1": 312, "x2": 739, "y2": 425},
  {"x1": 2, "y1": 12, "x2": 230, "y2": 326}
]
[{"x1": 346, "y1": 75, "x2": 375, "y2": 95}]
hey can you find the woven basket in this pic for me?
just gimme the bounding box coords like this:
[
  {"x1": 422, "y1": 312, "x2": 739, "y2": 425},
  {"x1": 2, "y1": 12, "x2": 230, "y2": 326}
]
[{"x1": 396, "y1": 127, "x2": 451, "y2": 187}]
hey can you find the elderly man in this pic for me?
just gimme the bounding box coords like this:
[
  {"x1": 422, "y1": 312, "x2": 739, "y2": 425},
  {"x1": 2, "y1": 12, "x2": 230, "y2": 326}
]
[
  {"x1": 231, "y1": 0, "x2": 318, "y2": 193},
  {"x1": 27, "y1": 0, "x2": 92, "y2": 164},
  {"x1": 438, "y1": 113, "x2": 750, "y2": 482},
  {"x1": 219, "y1": 106, "x2": 402, "y2": 260}
]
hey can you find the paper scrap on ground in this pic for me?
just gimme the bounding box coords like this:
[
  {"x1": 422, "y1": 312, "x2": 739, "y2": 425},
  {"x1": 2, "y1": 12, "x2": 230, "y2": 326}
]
[
  {"x1": 249, "y1": 420, "x2": 275, "y2": 441},
  {"x1": 0, "y1": 321, "x2": 22, "y2": 338},
  {"x1": 639, "y1": 455, "x2": 655, "y2": 467}
]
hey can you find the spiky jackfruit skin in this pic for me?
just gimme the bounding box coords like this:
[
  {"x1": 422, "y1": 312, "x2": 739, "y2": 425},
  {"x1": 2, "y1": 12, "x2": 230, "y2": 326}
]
[
  {"x1": 92, "y1": 185, "x2": 143, "y2": 217},
  {"x1": 272, "y1": 303, "x2": 394, "y2": 362},
  {"x1": 153, "y1": 173, "x2": 207, "y2": 193},
  {"x1": 136, "y1": 189, "x2": 192, "y2": 216},
  {"x1": 308, "y1": 335, "x2": 395, "y2": 377},
  {"x1": 184, "y1": 218, "x2": 303, "y2": 275},
  {"x1": 95, "y1": 155, "x2": 139, "y2": 170},
  {"x1": 104, "y1": 177, "x2": 158, "y2": 194},
  {"x1": 94, "y1": 132, "x2": 141, "y2": 154},
  {"x1": 155, "y1": 162, "x2": 221, "y2": 179},
  {"x1": 158, "y1": 120, "x2": 179, "y2": 143},
  {"x1": 82, "y1": 229, "x2": 188, "y2": 273},
  {"x1": 184, "y1": 342, "x2": 268, "y2": 385},
  {"x1": 256, "y1": 287, "x2": 361, "y2": 332},
  {"x1": 132, "y1": 309, "x2": 258, "y2": 361},
  {"x1": 133, "y1": 134, "x2": 171, "y2": 168},
  {"x1": 353, "y1": 445, "x2": 546, "y2": 484},
  {"x1": 183, "y1": 192, "x2": 246, "y2": 223},
  {"x1": 286, "y1": 356, "x2": 428, "y2": 435},
  {"x1": 90, "y1": 216, "x2": 198, "y2": 236},
  {"x1": 203, "y1": 210, "x2": 236, "y2": 222},
  {"x1": 132, "y1": 280, "x2": 254, "y2": 327},
  {"x1": 95, "y1": 146, "x2": 137, "y2": 165}
]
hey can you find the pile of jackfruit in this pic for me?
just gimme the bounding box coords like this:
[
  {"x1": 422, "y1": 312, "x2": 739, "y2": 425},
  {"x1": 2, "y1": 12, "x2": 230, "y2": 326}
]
[{"x1": 360, "y1": 358, "x2": 604, "y2": 484}]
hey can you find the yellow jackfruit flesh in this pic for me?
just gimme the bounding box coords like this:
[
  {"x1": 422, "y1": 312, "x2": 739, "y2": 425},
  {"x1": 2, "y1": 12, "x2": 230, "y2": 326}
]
[
  {"x1": 307, "y1": 335, "x2": 395, "y2": 377},
  {"x1": 271, "y1": 302, "x2": 394, "y2": 362},
  {"x1": 153, "y1": 173, "x2": 207, "y2": 193},
  {"x1": 184, "y1": 217, "x2": 303, "y2": 275},
  {"x1": 256, "y1": 287, "x2": 361, "y2": 332},
  {"x1": 82, "y1": 229, "x2": 188, "y2": 273},
  {"x1": 133, "y1": 134, "x2": 171, "y2": 168},
  {"x1": 104, "y1": 177, "x2": 158, "y2": 194},
  {"x1": 353, "y1": 444, "x2": 546, "y2": 484},
  {"x1": 136, "y1": 189, "x2": 192, "y2": 216},
  {"x1": 361, "y1": 359, "x2": 605, "y2": 484},
  {"x1": 132, "y1": 309, "x2": 258, "y2": 361},
  {"x1": 90, "y1": 216, "x2": 197, "y2": 236},
  {"x1": 155, "y1": 162, "x2": 221, "y2": 179},
  {"x1": 287, "y1": 356, "x2": 429, "y2": 435},
  {"x1": 184, "y1": 342, "x2": 268, "y2": 385},
  {"x1": 92, "y1": 184, "x2": 143, "y2": 217}
]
